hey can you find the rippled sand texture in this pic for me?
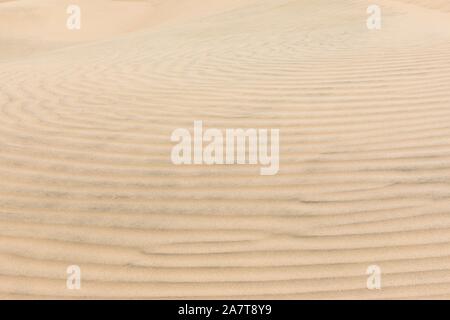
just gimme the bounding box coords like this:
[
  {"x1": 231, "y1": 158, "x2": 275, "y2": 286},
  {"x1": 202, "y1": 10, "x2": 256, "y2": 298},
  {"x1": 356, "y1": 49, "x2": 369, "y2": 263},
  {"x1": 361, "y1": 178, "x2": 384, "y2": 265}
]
[{"x1": 1, "y1": 0, "x2": 450, "y2": 299}]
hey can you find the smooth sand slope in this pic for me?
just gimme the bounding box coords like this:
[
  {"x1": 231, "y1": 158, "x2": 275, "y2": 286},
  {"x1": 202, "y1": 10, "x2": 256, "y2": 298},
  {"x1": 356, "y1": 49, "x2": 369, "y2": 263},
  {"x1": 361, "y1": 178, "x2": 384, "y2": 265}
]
[{"x1": 1, "y1": 0, "x2": 450, "y2": 299}]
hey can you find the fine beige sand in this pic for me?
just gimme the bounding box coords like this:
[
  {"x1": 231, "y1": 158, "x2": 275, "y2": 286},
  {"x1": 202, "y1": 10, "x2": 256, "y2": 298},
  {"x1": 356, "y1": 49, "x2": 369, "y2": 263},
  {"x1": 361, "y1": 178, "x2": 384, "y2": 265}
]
[{"x1": 1, "y1": 0, "x2": 450, "y2": 299}]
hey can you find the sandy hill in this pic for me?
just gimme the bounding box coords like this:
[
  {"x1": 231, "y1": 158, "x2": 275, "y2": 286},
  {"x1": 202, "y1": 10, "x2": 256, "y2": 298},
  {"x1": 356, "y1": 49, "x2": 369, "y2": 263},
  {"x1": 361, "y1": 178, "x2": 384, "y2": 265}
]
[{"x1": 1, "y1": 0, "x2": 450, "y2": 299}]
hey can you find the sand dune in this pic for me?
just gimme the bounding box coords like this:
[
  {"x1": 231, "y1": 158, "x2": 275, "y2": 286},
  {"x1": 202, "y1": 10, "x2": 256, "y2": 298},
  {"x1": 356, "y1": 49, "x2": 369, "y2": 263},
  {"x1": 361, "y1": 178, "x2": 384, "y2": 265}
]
[
  {"x1": 0, "y1": 0, "x2": 257, "y2": 59},
  {"x1": 1, "y1": 0, "x2": 450, "y2": 299}
]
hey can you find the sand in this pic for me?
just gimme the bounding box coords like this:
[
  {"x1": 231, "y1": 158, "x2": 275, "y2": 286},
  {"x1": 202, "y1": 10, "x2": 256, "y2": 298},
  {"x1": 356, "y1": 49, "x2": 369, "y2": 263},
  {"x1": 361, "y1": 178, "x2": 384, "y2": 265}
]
[{"x1": 0, "y1": 0, "x2": 450, "y2": 299}]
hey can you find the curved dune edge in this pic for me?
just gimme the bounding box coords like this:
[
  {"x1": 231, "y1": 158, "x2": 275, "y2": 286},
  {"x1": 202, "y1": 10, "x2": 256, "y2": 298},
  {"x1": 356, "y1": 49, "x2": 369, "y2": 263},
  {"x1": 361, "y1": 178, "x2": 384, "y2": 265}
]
[
  {"x1": 0, "y1": 0, "x2": 259, "y2": 59},
  {"x1": 1, "y1": 0, "x2": 450, "y2": 299}
]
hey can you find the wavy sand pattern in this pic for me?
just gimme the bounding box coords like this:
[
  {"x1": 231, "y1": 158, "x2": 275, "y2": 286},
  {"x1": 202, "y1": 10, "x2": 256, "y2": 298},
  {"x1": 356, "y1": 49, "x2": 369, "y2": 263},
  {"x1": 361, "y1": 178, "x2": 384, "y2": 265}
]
[{"x1": 1, "y1": 0, "x2": 450, "y2": 299}]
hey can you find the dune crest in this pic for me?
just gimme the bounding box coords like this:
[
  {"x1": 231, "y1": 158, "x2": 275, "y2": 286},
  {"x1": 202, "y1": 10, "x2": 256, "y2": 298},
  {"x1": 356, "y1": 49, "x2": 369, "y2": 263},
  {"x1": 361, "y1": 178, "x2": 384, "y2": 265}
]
[{"x1": 0, "y1": 0, "x2": 258, "y2": 59}]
